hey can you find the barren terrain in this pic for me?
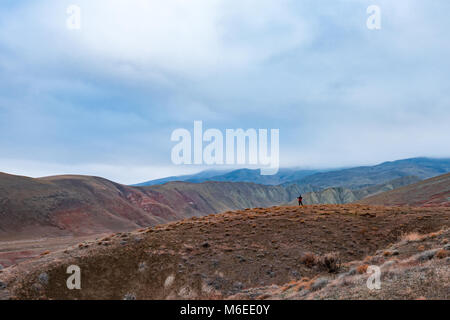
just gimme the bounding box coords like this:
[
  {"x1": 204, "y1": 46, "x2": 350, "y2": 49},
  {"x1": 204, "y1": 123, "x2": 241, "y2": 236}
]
[{"x1": 1, "y1": 204, "x2": 448, "y2": 300}]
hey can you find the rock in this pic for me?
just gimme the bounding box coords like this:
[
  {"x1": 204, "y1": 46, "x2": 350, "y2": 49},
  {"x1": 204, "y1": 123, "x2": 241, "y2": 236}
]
[
  {"x1": 348, "y1": 268, "x2": 357, "y2": 275},
  {"x1": 164, "y1": 275, "x2": 175, "y2": 288},
  {"x1": 417, "y1": 249, "x2": 437, "y2": 262},
  {"x1": 382, "y1": 260, "x2": 397, "y2": 269},
  {"x1": 311, "y1": 277, "x2": 328, "y2": 291},
  {"x1": 201, "y1": 242, "x2": 210, "y2": 248},
  {"x1": 38, "y1": 272, "x2": 49, "y2": 285},
  {"x1": 290, "y1": 270, "x2": 300, "y2": 277},
  {"x1": 444, "y1": 244, "x2": 450, "y2": 251},
  {"x1": 32, "y1": 283, "x2": 43, "y2": 292},
  {"x1": 0, "y1": 282, "x2": 6, "y2": 290},
  {"x1": 123, "y1": 292, "x2": 136, "y2": 300},
  {"x1": 138, "y1": 262, "x2": 147, "y2": 272},
  {"x1": 233, "y1": 282, "x2": 244, "y2": 290}
]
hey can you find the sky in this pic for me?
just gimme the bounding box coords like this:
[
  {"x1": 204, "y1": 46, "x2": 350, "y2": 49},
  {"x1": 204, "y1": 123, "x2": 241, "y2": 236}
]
[{"x1": 0, "y1": 0, "x2": 449, "y2": 184}]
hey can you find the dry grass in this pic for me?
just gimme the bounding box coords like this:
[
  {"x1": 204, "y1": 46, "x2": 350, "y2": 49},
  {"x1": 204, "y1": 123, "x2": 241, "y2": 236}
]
[
  {"x1": 356, "y1": 264, "x2": 369, "y2": 274},
  {"x1": 435, "y1": 249, "x2": 448, "y2": 259},
  {"x1": 401, "y1": 232, "x2": 423, "y2": 242}
]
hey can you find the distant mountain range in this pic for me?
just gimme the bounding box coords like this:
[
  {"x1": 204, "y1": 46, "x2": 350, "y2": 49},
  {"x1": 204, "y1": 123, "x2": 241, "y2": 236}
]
[
  {"x1": 285, "y1": 157, "x2": 450, "y2": 190},
  {"x1": 136, "y1": 157, "x2": 450, "y2": 189},
  {"x1": 133, "y1": 168, "x2": 322, "y2": 186}
]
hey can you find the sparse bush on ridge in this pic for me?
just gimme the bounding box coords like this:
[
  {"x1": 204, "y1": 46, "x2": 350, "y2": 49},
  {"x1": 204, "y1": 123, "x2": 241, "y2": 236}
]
[
  {"x1": 435, "y1": 249, "x2": 448, "y2": 259},
  {"x1": 300, "y1": 252, "x2": 318, "y2": 268},
  {"x1": 320, "y1": 252, "x2": 341, "y2": 273},
  {"x1": 300, "y1": 252, "x2": 342, "y2": 273},
  {"x1": 356, "y1": 264, "x2": 368, "y2": 274}
]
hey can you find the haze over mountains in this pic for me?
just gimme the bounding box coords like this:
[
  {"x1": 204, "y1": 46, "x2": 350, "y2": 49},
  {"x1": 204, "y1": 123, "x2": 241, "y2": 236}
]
[
  {"x1": 136, "y1": 158, "x2": 450, "y2": 188},
  {"x1": 0, "y1": 157, "x2": 449, "y2": 240}
]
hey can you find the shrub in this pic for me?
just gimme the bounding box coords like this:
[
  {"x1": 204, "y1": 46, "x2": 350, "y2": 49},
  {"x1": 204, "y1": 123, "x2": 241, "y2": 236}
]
[
  {"x1": 435, "y1": 249, "x2": 448, "y2": 259},
  {"x1": 300, "y1": 252, "x2": 318, "y2": 268},
  {"x1": 320, "y1": 252, "x2": 341, "y2": 273},
  {"x1": 383, "y1": 251, "x2": 392, "y2": 257},
  {"x1": 356, "y1": 264, "x2": 369, "y2": 274}
]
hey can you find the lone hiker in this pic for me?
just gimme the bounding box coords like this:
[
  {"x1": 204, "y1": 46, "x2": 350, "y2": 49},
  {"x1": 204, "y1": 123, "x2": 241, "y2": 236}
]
[{"x1": 297, "y1": 194, "x2": 303, "y2": 206}]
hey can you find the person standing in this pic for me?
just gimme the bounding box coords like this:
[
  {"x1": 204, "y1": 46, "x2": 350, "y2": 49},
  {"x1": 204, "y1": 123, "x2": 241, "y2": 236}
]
[{"x1": 297, "y1": 194, "x2": 303, "y2": 206}]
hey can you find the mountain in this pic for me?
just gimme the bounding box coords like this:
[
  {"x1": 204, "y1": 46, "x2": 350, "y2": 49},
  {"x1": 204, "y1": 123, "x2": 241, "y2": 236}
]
[
  {"x1": 133, "y1": 169, "x2": 231, "y2": 186},
  {"x1": 0, "y1": 172, "x2": 302, "y2": 240},
  {"x1": 359, "y1": 173, "x2": 450, "y2": 207},
  {"x1": 135, "y1": 168, "x2": 322, "y2": 186},
  {"x1": 134, "y1": 158, "x2": 450, "y2": 189},
  {"x1": 286, "y1": 157, "x2": 450, "y2": 190}
]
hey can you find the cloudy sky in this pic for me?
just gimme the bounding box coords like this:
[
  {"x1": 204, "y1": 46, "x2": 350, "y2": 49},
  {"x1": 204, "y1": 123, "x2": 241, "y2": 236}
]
[{"x1": 0, "y1": 0, "x2": 449, "y2": 184}]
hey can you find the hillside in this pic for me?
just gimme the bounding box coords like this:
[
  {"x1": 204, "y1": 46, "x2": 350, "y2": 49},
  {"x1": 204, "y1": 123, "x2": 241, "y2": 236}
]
[
  {"x1": 0, "y1": 173, "x2": 165, "y2": 240},
  {"x1": 297, "y1": 176, "x2": 421, "y2": 205},
  {"x1": 1, "y1": 204, "x2": 448, "y2": 300},
  {"x1": 359, "y1": 173, "x2": 450, "y2": 207},
  {"x1": 0, "y1": 173, "x2": 302, "y2": 240},
  {"x1": 0, "y1": 169, "x2": 437, "y2": 240}
]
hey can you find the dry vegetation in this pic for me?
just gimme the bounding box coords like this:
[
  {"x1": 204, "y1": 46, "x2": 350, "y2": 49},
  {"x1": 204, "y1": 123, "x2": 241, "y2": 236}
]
[{"x1": 0, "y1": 204, "x2": 449, "y2": 300}]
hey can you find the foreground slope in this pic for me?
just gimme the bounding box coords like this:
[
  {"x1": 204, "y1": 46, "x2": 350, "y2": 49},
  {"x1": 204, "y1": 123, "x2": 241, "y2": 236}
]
[
  {"x1": 359, "y1": 173, "x2": 450, "y2": 207},
  {"x1": 1, "y1": 204, "x2": 448, "y2": 300}
]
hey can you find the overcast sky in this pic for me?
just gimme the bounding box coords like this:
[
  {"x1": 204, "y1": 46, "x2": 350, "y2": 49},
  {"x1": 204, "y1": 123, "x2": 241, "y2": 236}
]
[{"x1": 0, "y1": 0, "x2": 449, "y2": 184}]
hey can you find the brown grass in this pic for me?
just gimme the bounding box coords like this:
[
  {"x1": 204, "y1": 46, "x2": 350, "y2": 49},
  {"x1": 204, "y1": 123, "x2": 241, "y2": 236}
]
[
  {"x1": 435, "y1": 249, "x2": 448, "y2": 259},
  {"x1": 356, "y1": 264, "x2": 369, "y2": 274}
]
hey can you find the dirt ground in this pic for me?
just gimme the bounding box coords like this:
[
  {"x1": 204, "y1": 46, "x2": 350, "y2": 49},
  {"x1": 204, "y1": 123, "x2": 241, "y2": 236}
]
[{"x1": 0, "y1": 204, "x2": 449, "y2": 300}]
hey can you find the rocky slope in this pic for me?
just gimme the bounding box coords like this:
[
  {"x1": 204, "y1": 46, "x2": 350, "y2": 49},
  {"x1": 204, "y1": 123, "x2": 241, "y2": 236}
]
[
  {"x1": 291, "y1": 176, "x2": 421, "y2": 205},
  {"x1": 233, "y1": 228, "x2": 450, "y2": 300},
  {"x1": 359, "y1": 173, "x2": 450, "y2": 207}
]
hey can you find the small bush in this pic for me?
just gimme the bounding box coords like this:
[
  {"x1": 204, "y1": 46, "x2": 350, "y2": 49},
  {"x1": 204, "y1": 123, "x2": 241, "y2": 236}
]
[
  {"x1": 435, "y1": 249, "x2": 448, "y2": 259},
  {"x1": 356, "y1": 264, "x2": 369, "y2": 274},
  {"x1": 320, "y1": 252, "x2": 341, "y2": 273},
  {"x1": 300, "y1": 252, "x2": 318, "y2": 268}
]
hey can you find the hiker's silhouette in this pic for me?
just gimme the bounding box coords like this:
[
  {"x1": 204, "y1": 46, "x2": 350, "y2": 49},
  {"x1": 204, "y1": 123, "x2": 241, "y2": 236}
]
[{"x1": 297, "y1": 194, "x2": 303, "y2": 206}]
